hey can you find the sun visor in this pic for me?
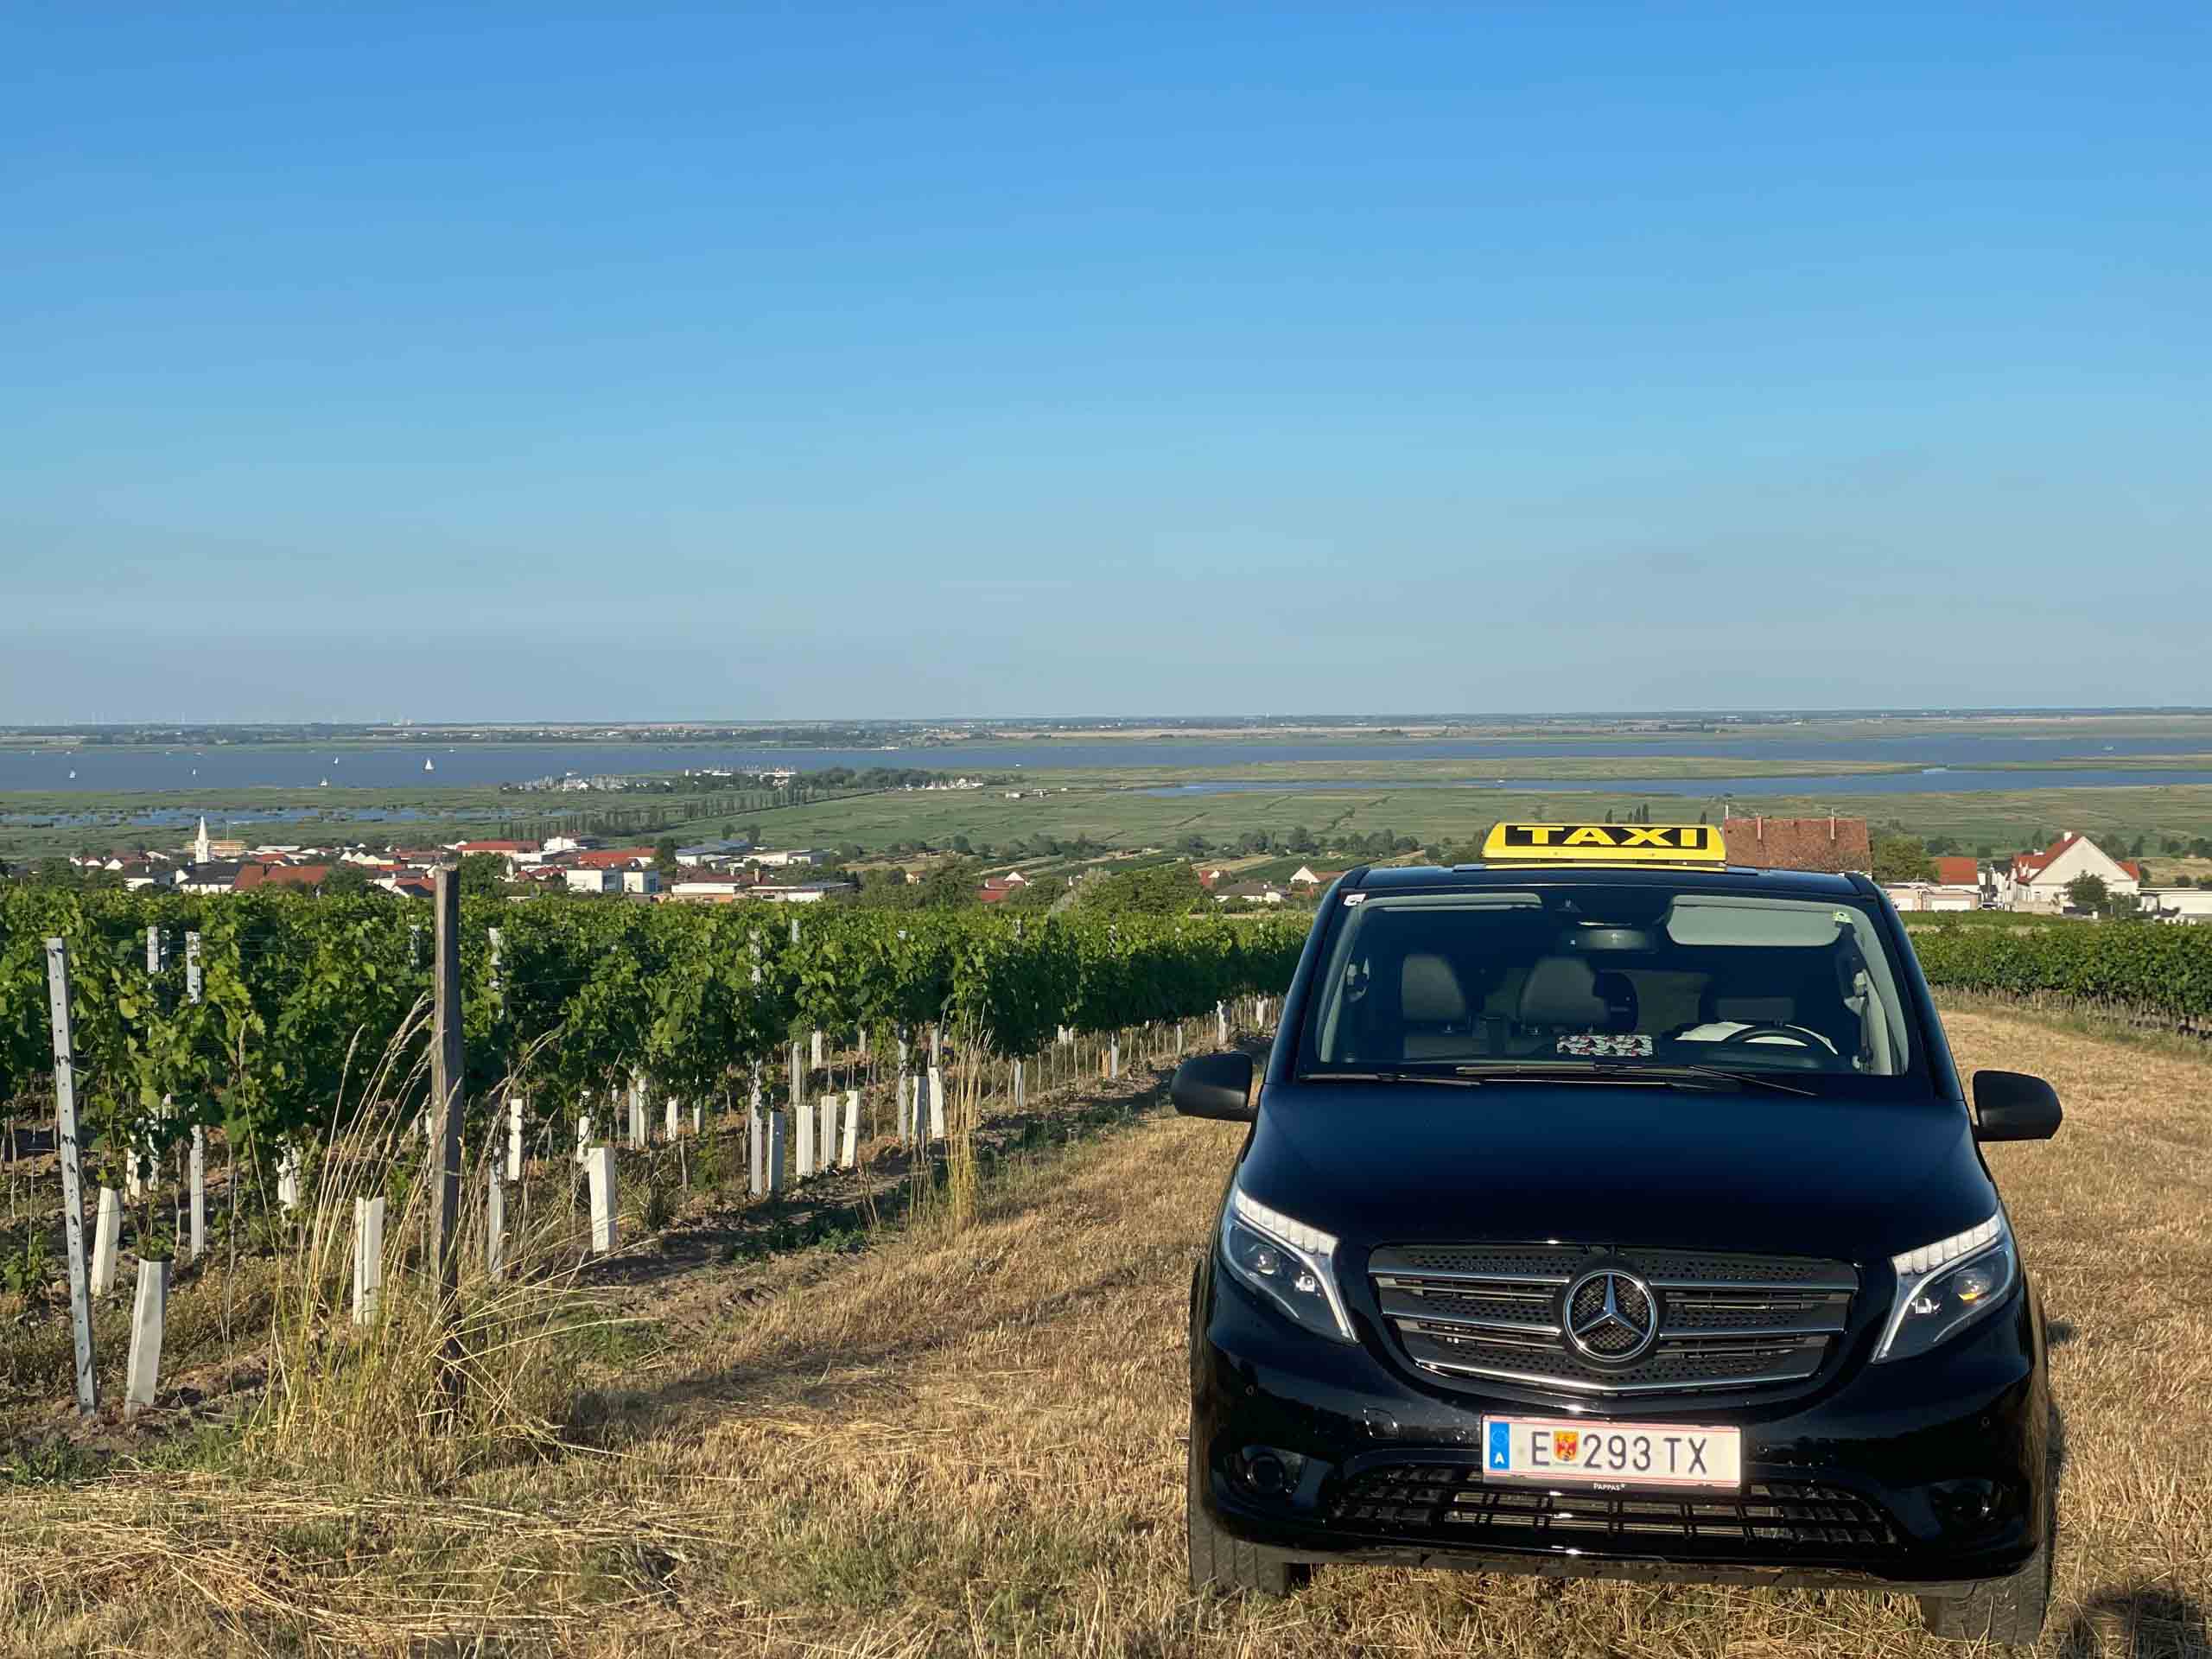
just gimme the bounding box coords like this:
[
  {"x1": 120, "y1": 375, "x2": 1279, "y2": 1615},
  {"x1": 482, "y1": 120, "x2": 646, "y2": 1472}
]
[{"x1": 1665, "y1": 898, "x2": 1844, "y2": 948}]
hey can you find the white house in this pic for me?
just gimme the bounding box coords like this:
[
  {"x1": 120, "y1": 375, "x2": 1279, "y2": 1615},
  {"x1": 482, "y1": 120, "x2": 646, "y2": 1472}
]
[
  {"x1": 746, "y1": 849, "x2": 830, "y2": 868},
  {"x1": 674, "y1": 838, "x2": 752, "y2": 867},
  {"x1": 1883, "y1": 883, "x2": 1980, "y2": 913},
  {"x1": 564, "y1": 868, "x2": 618, "y2": 894},
  {"x1": 753, "y1": 880, "x2": 854, "y2": 904},
  {"x1": 2142, "y1": 889, "x2": 2212, "y2": 925},
  {"x1": 621, "y1": 869, "x2": 661, "y2": 895},
  {"x1": 669, "y1": 875, "x2": 758, "y2": 903},
  {"x1": 1214, "y1": 881, "x2": 1288, "y2": 906},
  {"x1": 2007, "y1": 832, "x2": 2142, "y2": 912}
]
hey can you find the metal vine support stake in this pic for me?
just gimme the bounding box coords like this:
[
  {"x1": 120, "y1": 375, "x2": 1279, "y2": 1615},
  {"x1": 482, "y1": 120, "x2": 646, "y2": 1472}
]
[
  {"x1": 428, "y1": 868, "x2": 466, "y2": 1398},
  {"x1": 43, "y1": 938, "x2": 97, "y2": 1415}
]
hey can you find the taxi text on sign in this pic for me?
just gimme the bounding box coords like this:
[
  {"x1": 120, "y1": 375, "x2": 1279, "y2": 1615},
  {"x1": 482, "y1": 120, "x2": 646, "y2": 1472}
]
[{"x1": 1479, "y1": 823, "x2": 1727, "y2": 865}]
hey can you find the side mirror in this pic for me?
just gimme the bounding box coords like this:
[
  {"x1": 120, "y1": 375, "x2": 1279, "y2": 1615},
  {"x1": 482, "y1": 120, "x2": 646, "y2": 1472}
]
[
  {"x1": 1172, "y1": 1052, "x2": 1255, "y2": 1122},
  {"x1": 1972, "y1": 1071, "x2": 2063, "y2": 1141}
]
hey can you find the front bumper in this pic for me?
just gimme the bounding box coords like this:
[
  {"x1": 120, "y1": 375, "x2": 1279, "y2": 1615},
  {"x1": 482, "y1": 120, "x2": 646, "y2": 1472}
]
[{"x1": 1193, "y1": 1260, "x2": 2050, "y2": 1590}]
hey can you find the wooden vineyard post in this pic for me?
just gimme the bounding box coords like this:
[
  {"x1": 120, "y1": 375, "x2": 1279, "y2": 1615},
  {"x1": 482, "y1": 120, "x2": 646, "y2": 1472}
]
[
  {"x1": 45, "y1": 939, "x2": 97, "y2": 1414},
  {"x1": 124, "y1": 1260, "x2": 167, "y2": 1419},
  {"x1": 92, "y1": 1187, "x2": 121, "y2": 1295},
  {"x1": 353, "y1": 1196, "x2": 385, "y2": 1323},
  {"x1": 429, "y1": 868, "x2": 465, "y2": 1331},
  {"x1": 896, "y1": 1035, "x2": 910, "y2": 1147},
  {"x1": 181, "y1": 931, "x2": 206, "y2": 1265}
]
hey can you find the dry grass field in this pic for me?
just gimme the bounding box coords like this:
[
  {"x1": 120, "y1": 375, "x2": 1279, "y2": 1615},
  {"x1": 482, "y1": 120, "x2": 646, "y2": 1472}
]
[{"x1": 3, "y1": 1006, "x2": 2209, "y2": 1657}]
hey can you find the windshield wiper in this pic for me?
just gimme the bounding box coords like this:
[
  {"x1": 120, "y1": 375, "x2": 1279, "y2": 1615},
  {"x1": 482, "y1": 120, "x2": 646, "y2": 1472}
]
[
  {"x1": 1444, "y1": 1061, "x2": 1817, "y2": 1098},
  {"x1": 1446, "y1": 1061, "x2": 1730, "y2": 1090},
  {"x1": 1660, "y1": 1064, "x2": 1820, "y2": 1098},
  {"x1": 1296, "y1": 1069, "x2": 1489, "y2": 1087}
]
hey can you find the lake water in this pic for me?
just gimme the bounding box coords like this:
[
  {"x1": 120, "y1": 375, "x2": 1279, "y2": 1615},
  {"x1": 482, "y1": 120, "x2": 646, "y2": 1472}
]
[
  {"x1": 1141, "y1": 768, "x2": 2212, "y2": 798},
  {"x1": 5, "y1": 732, "x2": 2210, "y2": 794}
]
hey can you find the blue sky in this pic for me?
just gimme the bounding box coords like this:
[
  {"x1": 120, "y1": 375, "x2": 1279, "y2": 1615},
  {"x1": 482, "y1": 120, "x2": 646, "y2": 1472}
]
[{"x1": 3, "y1": 3, "x2": 2207, "y2": 721}]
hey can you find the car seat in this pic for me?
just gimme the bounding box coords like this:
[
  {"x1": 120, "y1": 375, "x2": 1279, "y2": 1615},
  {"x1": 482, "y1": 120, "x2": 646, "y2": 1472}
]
[{"x1": 1399, "y1": 953, "x2": 1474, "y2": 1059}]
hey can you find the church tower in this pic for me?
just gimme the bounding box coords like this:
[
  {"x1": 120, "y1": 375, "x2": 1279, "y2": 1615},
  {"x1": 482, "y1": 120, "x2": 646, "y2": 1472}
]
[{"x1": 194, "y1": 817, "x2": 211, "y2": 864}]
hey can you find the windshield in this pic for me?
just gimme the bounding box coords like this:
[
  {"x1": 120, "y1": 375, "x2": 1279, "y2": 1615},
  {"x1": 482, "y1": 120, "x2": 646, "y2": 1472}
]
[{"x1": 1300, "y1": 886, "x2": 1923, "y2": 1087}]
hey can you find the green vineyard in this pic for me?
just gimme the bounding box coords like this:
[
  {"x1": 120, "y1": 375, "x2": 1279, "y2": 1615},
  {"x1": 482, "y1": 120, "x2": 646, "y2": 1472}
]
[
  {"x1": 1906, "y1": 916, "x2": 2212, "y2": 1032},
  {"x1": 1, "y1": 888, "x2": 1310, "y2": 1180}
]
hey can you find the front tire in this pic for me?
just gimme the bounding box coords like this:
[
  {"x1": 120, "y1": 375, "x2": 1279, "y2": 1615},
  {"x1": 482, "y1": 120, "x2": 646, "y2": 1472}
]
[
  {"x1": 1918, "y1": 1502, "x2": 2053, "y2": 1647},
  {"x1": 1186, "y1": 1421, "x2": 1300, "y2": 1599}
]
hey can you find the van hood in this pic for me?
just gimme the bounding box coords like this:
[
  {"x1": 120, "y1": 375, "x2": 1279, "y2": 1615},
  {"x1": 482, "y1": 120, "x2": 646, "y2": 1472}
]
[{"x1": 1238, "y1": 1082, "x2": 1993, "y2": 1268}]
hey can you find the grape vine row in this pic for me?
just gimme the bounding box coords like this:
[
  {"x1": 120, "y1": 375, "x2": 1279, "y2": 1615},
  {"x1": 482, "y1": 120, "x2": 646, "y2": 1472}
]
[{"x1": 0, "y1": 890, "x2": 1308, "y2": 1177}]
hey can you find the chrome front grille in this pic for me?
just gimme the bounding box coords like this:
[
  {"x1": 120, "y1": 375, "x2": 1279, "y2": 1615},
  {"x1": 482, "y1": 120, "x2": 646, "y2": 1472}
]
[{"x1": 1369, "y1": 1243, "x2": 1858, "y2": 1399}]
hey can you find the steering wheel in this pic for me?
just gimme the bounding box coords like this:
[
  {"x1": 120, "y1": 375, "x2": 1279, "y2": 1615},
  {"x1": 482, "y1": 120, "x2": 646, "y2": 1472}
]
[{"x1": 1719, "y1": 1024, "x2": 1822, "y2": 1048}]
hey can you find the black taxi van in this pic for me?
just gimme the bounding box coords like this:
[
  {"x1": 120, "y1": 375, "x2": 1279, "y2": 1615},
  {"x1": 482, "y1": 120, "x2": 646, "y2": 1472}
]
[{"x1": 1171, "y1": 823, "x2": 2063, "y2": 1647}]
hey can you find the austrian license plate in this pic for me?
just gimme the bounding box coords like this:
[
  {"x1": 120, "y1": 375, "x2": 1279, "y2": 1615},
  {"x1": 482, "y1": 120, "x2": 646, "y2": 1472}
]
[{"x1": 1482, "y1": 1416, "x2": 1741, "y2": 1490}]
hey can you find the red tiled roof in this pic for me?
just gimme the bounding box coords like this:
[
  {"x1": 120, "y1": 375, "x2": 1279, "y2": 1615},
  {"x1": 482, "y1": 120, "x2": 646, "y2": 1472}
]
[
  {"x1": 575, "y1": 849, "x2": 654, "y2": 869},
  {"x1": 1932, "y1": 857, "x2": 1980, "y2": 887},
  {"x1": 976, "y1": 886, "x2": 1011, "y2": 903},
  {"x1": 234, "y1": 863, "x2": 331, "y2": 891},
  {"x1": 2010, "y1": 832, "x2": 2139, "y2": 884},
  {"x1": 1719, "y1": 817, "x2": 1872, "y2": 874}
]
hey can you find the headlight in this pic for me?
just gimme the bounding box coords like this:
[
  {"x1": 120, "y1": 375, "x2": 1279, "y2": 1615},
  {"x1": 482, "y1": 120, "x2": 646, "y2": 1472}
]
[
  {"x1": 1874, "y1": 1212, "x2": 2017, "y2": 1363},
  {"x1": 1221, "y1": 1186, "x2": 1357, "y2": 1344}
]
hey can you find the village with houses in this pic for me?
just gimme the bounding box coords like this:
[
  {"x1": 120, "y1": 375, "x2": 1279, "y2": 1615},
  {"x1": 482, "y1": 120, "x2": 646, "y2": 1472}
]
[
  {"x1": 31, "y1": 810, "x2": 2212, "y2": 925},
  {"x1": 57, "y1": 818, "x2": 855, "y2": 904}
]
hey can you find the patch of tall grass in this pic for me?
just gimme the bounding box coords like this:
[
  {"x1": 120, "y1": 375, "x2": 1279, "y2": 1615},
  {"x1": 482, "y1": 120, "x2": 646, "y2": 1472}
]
[{"x1": 245, "y1": 1021, "x2": 607, "y2": 1491}]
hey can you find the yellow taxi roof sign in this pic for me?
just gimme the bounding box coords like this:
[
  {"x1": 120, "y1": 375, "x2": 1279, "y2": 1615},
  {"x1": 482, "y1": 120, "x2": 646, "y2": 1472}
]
[{"x1": 1480, "y1": 822, "x2": 1726, "y2": 866}]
